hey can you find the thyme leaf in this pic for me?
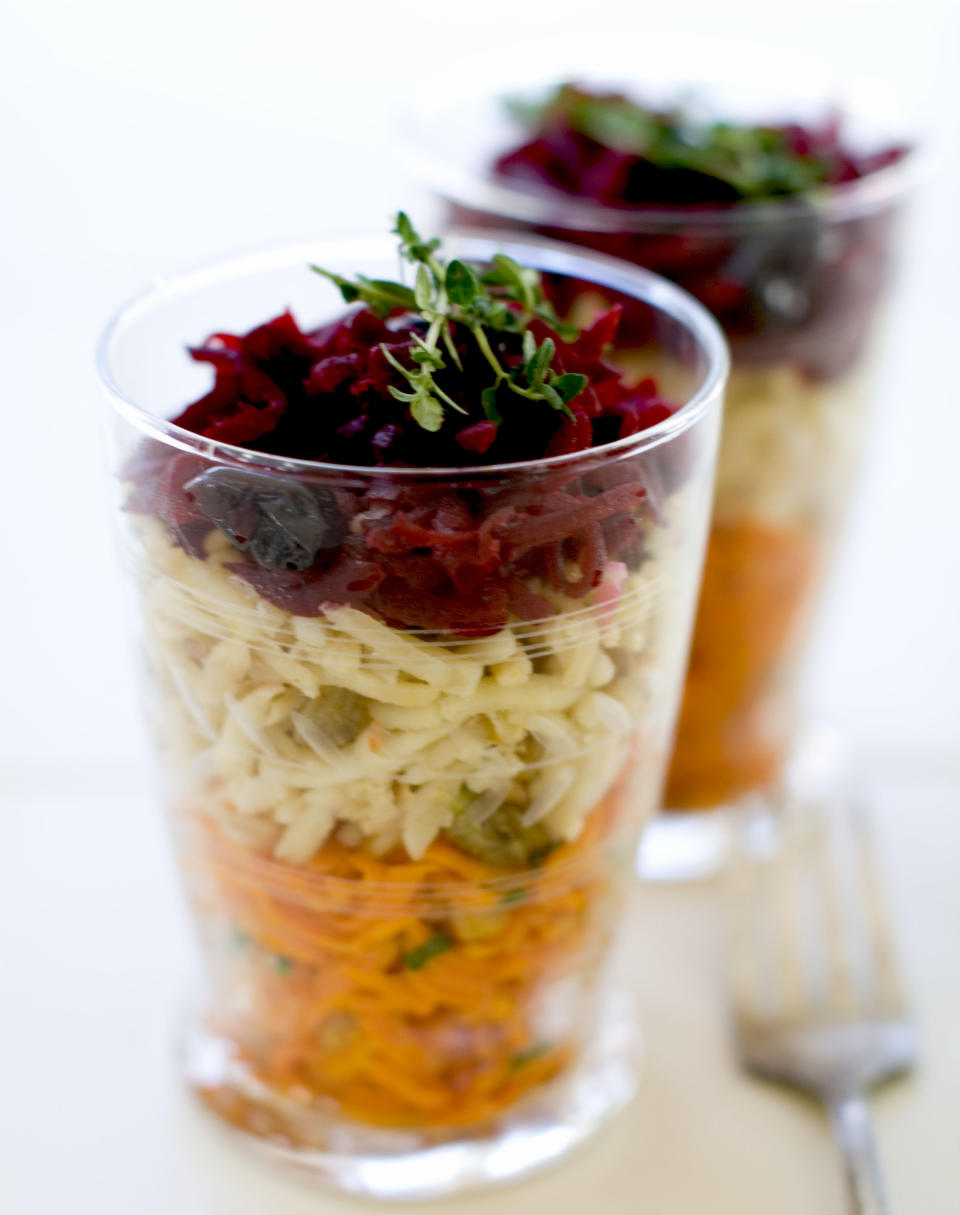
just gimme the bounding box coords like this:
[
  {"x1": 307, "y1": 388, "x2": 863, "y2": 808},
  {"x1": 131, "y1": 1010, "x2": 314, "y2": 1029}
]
[{"x1": 310, "y1": 214, "x2": 589, "y2": 431}]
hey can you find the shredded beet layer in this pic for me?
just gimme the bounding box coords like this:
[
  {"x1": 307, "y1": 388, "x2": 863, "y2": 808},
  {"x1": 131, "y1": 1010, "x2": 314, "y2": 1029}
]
[
  {"x1": 496, "y1": 90, "x2": 906, "y2": 207},
  {"x1": 173, "y1": 302, "x2": 665, "y2": 467},
  {"x1": 129, "y1": 298, "x2": 686, "y2": 636}
]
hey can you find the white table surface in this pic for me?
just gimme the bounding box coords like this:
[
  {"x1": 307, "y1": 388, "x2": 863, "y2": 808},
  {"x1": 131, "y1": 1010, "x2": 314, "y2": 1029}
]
[{"x1": 2, "y1": 756, "x2": 958, "y2": 1214}]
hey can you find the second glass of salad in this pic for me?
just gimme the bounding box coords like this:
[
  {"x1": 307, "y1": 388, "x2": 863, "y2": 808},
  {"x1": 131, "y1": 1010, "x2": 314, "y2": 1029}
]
[{"x1": 415, "y1": 79, "x2": 918, "y2": 875}]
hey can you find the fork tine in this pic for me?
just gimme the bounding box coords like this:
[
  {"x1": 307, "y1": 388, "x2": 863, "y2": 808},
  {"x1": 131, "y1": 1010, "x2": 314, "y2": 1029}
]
[
  {"x1": 850, "y1": 803, "x2": 906, "y2": 1016},
  {"x1": 805, "y1": 794, "x2": 858, "y2": 1018},
  {"x1": 727, "y1": 811, "x2": 766, "y2": 1025},
  {"x1": 769, "y1": 806, "x2": 809, "y2": 1021},
  {"x1": 728, "y1": 801, "x2": 810, "y2": 1026}
]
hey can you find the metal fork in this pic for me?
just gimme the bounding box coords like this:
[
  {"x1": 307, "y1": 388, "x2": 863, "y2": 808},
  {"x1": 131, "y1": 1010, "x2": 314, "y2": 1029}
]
[{"x1": 728, "y1": 795, "x2": 917, "y2": 1215}]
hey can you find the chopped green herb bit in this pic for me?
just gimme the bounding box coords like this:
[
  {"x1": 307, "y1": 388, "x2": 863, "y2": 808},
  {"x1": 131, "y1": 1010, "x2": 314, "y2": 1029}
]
[
  {"x1": 451, "y1": 783, "x2": 476, "y2": 815},
  {"x1": 231, "y1": 927, "x2": 251, "y2": 950},
  {"x1": 527, "y1": 840, "x2": 559, "y2": 868},
  {"x1": 510, "y1": 1042, "x2": 551, "y2": 1070},
  {"x1": 403, "y1": 931, "x2": 455, "y2": 971},
  {"x1": 272, "y1": 955, "x2": 293, "y2": 975},
  {"x1": 500, "y1": 888, "x2": 526, "y2": 906}
]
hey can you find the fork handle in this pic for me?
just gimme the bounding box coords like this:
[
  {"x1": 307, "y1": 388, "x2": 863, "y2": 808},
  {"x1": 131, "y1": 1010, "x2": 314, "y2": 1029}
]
[{"x1": 827, "y1": 1095, "x2": 891, "y2": 1215}]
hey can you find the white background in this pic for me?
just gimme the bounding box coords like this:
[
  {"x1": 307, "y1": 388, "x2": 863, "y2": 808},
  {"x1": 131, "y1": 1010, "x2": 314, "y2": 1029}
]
[{"x1": 1, "y1": 1, "x2": 958, "y2": 1211}]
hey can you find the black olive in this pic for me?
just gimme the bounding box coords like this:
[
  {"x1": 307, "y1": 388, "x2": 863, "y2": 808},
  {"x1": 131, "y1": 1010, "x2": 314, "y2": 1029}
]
[
  {"x1": 184, "y1": 467, "x2": 345, "y2": 571},
  {"x1": 726, "y1": 215, "x2": 825, "y2": 328}
]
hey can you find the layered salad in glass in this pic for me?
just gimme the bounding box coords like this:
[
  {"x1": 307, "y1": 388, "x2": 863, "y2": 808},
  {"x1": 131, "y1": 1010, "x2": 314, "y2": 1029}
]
[
  {"x1": 104, "y1": 218, "x2": 724, "y2": 1191},
  {"x1": 434, "y1": 82, "x2": 913, "y2": 812}
]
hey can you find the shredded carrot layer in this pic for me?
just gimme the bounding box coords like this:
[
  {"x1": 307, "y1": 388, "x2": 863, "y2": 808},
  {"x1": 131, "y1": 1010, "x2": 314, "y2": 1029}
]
[
  {"x1": 665, "y1": 519, "x2": 820, "y2": 809},
  {"x1": 185, "y1": 781, "x2": 627, "y2": 1134}
]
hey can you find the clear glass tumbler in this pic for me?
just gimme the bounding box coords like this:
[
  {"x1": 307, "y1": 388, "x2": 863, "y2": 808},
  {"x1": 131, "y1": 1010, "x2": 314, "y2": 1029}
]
[
  {"x1": 99, "y1": 232, "x2": 725, "y2": 1197},
  {"x1": 414, "y1": 86, "x2": 918, "y2": 877}
]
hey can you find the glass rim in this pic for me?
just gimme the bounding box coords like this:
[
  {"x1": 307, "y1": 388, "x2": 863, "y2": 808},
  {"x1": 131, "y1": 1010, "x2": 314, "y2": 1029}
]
[
  {"x1": 97, "y1": 229, "x2": 728, "y2": 481},
  {"x1": 406, "y1": 89, "x2": 924, "y2": 234}
]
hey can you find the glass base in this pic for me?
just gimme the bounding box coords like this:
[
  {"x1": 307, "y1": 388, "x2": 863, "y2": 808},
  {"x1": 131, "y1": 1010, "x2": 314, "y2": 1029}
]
[
  {"x1": 179, "y1": 991, "x2": 641, "y2": 1200},
  {"x1": 636, "y1": 808, "x2": 734, "y2": 882},
  {"x1": 637, "y1": 725, "x2": 851, "y2": 882}
]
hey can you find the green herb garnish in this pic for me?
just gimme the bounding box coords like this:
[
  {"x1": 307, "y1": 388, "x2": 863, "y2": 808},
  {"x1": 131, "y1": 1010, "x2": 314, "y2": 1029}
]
[
  {"x1": 508, "y1": 84, "x2": 835, "y2": 199},
  {"x1": 403, "y1": 931, "x2": 455, "y2": 971},
  {"x1": 311, "y1": 213, "x2": 586, "y2": 433}
]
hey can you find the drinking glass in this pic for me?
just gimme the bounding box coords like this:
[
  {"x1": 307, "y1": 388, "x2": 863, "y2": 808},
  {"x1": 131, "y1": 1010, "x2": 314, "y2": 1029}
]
[
  {"x1": 99, "y1": 232, "x2": 726, "y2": 1196},
  {"x1": 413, "y1": 86, "x2": 918, "y2": 877}
]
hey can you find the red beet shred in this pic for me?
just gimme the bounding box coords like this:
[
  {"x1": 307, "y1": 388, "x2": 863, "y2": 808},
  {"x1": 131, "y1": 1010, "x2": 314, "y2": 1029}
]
[{"x1": 129, "y1": 301, "x2": 683, "y2": 636}]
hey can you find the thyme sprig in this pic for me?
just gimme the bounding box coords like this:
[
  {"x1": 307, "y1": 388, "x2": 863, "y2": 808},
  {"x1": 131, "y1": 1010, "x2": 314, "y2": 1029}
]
[
  {"x1": 311, "y1": 213, "x2": 586, "y2": 433},
  {"x1": 508, "y1": 84, "x2": 835, "y2": 199}
]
